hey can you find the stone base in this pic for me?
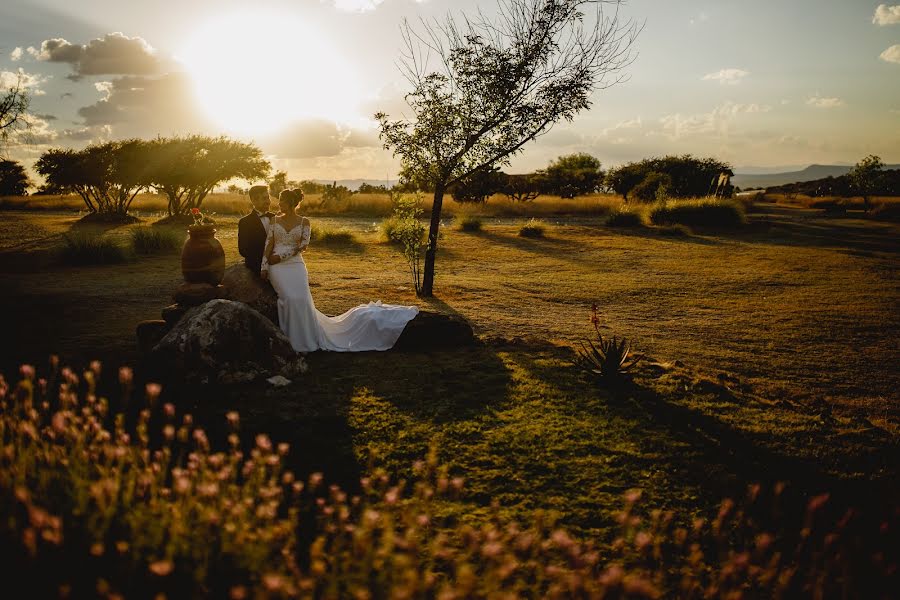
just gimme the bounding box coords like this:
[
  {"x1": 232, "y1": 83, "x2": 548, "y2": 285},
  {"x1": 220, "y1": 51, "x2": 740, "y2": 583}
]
[{"x1": 174, "y1": 282, "x2": 223, "y2": 306}]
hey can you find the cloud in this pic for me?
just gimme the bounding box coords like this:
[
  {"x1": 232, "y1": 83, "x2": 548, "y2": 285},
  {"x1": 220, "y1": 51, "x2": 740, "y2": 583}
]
[
  {"x1": 0, "y1": 68, "x2": 49, "y2": 95},
  {"x1": 328, "y1": 0, "x2": 386, "y2": 13},
  {"x1": 36, "y1": 32, "x2": 162, "y2": 80},
  {"x1": 806, "y1": 94, "x2": 845, "y2": 108},
  {"x1": 880, "y1": 44, "x2": 900, "y2": 64},
  {"x1": 10, "y1": 47, "x2": 23, "y2": 61},
  {"x1": 658, "y1": 102, "x2": 771, "y2": 140},
  {"x1": 873, "y1": 4, "x2": 900, "y2": 25},
  {"x1": 261, "y1": 120, "x2": 381, "y2": 159},
  {"x1": 702, "y1": 68, "x2": 749, "y2": 85}
]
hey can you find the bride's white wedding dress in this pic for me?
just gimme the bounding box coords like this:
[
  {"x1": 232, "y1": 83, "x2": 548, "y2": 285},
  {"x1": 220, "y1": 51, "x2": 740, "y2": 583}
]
[{"x1": 261, "y1": 219, "x2": 418, "y2": 352}]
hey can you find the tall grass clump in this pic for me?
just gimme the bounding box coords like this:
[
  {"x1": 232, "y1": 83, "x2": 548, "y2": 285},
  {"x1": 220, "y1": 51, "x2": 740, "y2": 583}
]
[
  {"x1": 57, "y1": 232, "x2": 131, "y2": 265},
  {"x1": 605, "y1": 207, "x2": 647, "y2": 228},
  {"x1": 311, "y1": 226, "x2": 358, "y2": 247},
  {"x1": 457, "y1": 215, "x2": 483, "y2": 232},
  {"x1": 129, "y1": 226, "x2": 183, "y2": 255},
  {"x1": 518, "y1": 218, "x2": 546, "y2": 238},
  {"x1": 649, "y1": 198, "x2": 747, "y2": 229},
  {"x1": 1, "y1": 361, "x2": 896, "y2": 598}
]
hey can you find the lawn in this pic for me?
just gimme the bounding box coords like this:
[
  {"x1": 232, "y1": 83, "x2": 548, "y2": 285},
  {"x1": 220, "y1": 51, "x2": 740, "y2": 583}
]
[{"x1": 0, "y1": 201, "x2": 897, "y2": 541}]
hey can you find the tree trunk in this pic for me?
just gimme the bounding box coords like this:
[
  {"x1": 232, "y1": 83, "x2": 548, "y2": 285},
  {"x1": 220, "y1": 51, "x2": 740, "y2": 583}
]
[{"x1": 421, "y1": 184, "x2": 445, "y2": 297}]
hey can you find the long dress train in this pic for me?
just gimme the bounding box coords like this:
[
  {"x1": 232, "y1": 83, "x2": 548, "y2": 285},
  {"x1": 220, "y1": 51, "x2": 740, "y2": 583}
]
[{"x1": 262, "y1": 219, "x2": 418, "y2": 352}]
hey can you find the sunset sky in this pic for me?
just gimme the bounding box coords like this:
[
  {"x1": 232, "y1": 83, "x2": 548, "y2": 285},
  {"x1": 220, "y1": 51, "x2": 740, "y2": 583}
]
[{"x1": 2, "y1": 0, "x2": 899, "y2": 181}]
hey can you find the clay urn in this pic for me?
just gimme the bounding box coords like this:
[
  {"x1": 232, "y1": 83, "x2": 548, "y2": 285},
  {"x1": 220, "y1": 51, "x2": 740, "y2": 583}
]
[{"x1": 181, "y1": 224, "x2": 225, "y2": 285}]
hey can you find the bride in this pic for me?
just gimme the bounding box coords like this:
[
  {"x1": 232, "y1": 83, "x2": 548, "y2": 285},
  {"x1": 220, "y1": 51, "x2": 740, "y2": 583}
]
[{"x1": 261, "y1": 188, "x2": 418, "y2": 352}]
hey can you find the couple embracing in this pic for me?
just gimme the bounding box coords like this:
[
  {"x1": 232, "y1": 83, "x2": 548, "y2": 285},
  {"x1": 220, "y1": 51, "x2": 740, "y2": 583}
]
[{"x1": 238, "y1": 185, "x2": 418, "y2": 353}]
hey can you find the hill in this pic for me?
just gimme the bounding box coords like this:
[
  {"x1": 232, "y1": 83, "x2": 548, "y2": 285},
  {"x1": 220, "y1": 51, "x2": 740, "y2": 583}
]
[{"x1": 733, "y1": 164, "x2": 900, "y2": 190}]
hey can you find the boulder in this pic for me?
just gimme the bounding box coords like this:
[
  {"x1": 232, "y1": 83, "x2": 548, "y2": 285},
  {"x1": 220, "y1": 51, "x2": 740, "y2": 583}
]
[
  {"x1": 174, "y1": 282, "x2": 222, "y2": 306},
  {"x1": 136, "y1": 320, "x2": 169, "y2": 355},
  {"x1": 393, "y1": 311, "x2": 476, "y2": 350},
  {"x1": 220, "y1": 263, "x2": 278, "y2": 323},
  {"x1": 149, "y1": 299, "x2": 306, "y2": 384},
  {"x1": 161, "y1": 303, "x2": 188, "y2": 326}
]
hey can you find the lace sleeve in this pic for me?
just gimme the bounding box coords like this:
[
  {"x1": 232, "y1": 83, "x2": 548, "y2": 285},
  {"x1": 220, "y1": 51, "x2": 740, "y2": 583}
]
[
  {"x1": 298, "y1": 219, "x2": 311, "y2": 252},
  {"x1": 260, "y1": 226, "x2": 274, "y2": 275}
]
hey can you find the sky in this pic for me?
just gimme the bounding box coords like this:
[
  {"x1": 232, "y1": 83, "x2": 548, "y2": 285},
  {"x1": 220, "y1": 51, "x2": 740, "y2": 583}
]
[{"x1": 1, "y1": 0, "x2": 899, "y2": 182}]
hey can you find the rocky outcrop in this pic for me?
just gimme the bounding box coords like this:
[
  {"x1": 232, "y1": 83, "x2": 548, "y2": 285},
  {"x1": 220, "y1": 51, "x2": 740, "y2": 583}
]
[
  {"x1": 149, "y1": 299, "x2": 306, "y2": 384},
  {"x1": 220, "y1": 263, "x2": 278, "y2": 323}
]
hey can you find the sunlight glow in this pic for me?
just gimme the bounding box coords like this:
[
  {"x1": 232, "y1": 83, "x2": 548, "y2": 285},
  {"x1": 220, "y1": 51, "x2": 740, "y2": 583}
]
[{"x1": 180, "y1": 11, "x2": 361, "y2": 135}]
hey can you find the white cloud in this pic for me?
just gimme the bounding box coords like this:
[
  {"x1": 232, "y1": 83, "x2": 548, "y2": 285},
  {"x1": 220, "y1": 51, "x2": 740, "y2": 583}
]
[
  {"x1": 10, "y1": 47, "x2": 23, "y2": 61},
  {"x1": 658, "y1": 102, "x2": 771, "y2": 140},
  {"x1": 0, "y1": 68, "x2": 49, "y2": 96},
  {"x1": 880, "y1": 44, "x2": 900, "y2": 64},
  {"x1": 806, "y1": 94, "x2": 845, "y2": 108},
  {"x1": 328, "y1": 0, "x2": 386, "y2": 12},
  {"x1": 702, "y1": 68, "x2": 749, "y2": 85},
  {"x1": 873, "y1": 4, "x2": 900, "y2": 25}
]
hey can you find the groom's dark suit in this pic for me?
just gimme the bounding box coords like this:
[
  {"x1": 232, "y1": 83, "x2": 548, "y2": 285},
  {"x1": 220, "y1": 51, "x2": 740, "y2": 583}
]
[{"x1": 238, "y1": 210, "x2": 274, "y2": 275}]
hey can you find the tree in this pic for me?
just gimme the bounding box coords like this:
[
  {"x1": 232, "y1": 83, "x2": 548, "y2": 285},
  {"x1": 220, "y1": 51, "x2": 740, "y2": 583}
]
[
  {"x1": 268, "y1": 171, "x2": 289, "y2": 199},
  {"x1": 631, "y1": 171, "x2": 671, "y2": 202},
  {"x1": 849, "y1": 155, "x2": 884, "y2": 211},
  {"x1": 1, "y1": 71, "x2": 31, "y2": 145},
  {"x1": 144, "y1": 135, "x2": 271, "y2": 216},
  {"x1": 0, "y1": 159, "x2": 31, "y2": 196},
  {"x1": 450, "y1": 167, "x2": 505, "y2": 203},
  {"x1": 377, "y1": 0, "x2": 639, "y2": 296},
  {"x1": 605, "y1": 163, "x2": 647, "y2": 201},
  {"x1": 606, "y1": 155, "x2": 733, "y2": 201},
  {"x1": 541, "y1": 153, "x2": 604, "y2": 198}
]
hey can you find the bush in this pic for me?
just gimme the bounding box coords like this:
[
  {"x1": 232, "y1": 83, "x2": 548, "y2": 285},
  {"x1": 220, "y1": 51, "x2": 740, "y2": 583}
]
[
  {"x1": 518, "y1": 219, "x2": 546, "y2": 238},
  {"x1": 1, "y1": 361, "x2": 895, "y2": 598},
  {"x1": 605, "y1": 208, "x2": 646, "y2": 227},
  {"x1": 457, "y1": 215, "x2": 483, "y2": 232},
  {"x1": 869, "y1": 202, "x2": 900, "y2": 221},
  {"x1": 129, "y1": 226, "x2": 183, "y2": 255},
  {"x1": 631, "y1": 172, "x2": 673, "y2": 202},
  {"x1": 649, "y1": 198, "x2": 747, "y2": 229},
  {"x1": 311, "y1": 226, "x2": 358, "y2": 246},
  {"x1": 655, "y1": 223, "x2": 692, "y2": 237},
  {"x1": 57, "y1": 232, "x2": 132, "y2": 265}
]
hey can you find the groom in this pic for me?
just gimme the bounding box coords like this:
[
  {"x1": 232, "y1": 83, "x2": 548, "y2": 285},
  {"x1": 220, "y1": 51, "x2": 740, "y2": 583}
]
[{"x1": 238, "y1": 185, "x2": 274, "y2": 276}]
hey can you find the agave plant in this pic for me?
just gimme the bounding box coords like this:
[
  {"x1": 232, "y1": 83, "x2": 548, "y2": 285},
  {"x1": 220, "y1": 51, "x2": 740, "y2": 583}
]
[{"x1": 576, "y1": 304, "x2": 641, "y2": 384}]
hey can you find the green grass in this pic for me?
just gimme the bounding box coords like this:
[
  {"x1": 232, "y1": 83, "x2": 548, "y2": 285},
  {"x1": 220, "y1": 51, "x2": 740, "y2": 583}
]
[
  {"x1": 129, "y1": 226, "x2": 183, "y2": 255},
  {"x1": 57, "y1": 232, "x2": 132, "y2": 265},
  {"x1": 518, "y1": 218, "x2": 546, "y2": 238},
  {"x1": 457, "y1": 215, "x2": 483, "y2": 232},
  {"x1": 649, "y1": 198, "x2": 747, "y2": 228}
]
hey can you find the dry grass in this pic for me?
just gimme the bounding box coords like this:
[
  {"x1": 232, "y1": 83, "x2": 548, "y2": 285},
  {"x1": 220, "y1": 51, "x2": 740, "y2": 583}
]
[{"x1": 764, "y1": 193, "x2": 900, "y2": 209}]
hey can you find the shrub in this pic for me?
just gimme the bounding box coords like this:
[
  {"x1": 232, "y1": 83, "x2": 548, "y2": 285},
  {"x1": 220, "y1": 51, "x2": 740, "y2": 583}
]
[
  {"x1": 576, "y1": 304, "x2": 641, "y2": 385},
  {"x1": 518, "y1": 218, "x2": 546, "y2": 238},
  {"x1": 129, "y1": 226, "x2": 183, "y2": 255},
  {"x1": 649, "y1": 198, "x2": 746, "y2": 228},
  {"x1": 389, "y1": 194, "x2": 427, "y2": 294},
  {"x1": 311, "y1": 226, "x2": 358, "y2": 246},
  {"x1": 655, "y1": 223, "x2": 692, "y2": 237},
  {"x1": 57, "y1": 232, "x2": 132, "y2": 265},
  {"x1": 457, "y1": 215, "x2": 483, "y2": 232},
  {"x1": 869, "y1": 202, "x2": 900, "y2": 221},
  {"x1": 1, "y1": 361, "x2": 894, "y2": 598},
  {"x1": 631, "y1": 171, "x2": 672, "y2": 202},
  {"x1": 605, "y1": 208, "x2": 646, "y2": 227}
]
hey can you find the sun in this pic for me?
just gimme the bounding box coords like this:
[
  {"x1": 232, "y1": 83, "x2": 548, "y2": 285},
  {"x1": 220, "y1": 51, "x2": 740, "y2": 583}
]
[{"x1": 180, "y1": 11, "x2": 361, "y2": 135}]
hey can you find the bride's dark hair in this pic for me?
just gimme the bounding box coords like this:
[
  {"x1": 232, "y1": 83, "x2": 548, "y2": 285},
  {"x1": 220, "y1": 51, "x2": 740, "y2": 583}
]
[{"x1": 278, "y1": 188, "x2": 304, "y2": 211}]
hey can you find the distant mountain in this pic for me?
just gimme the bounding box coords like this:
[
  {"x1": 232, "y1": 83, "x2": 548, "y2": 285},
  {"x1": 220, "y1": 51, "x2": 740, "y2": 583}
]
[
  {"x1": 732, "y1": 164, "x2": 900, "y2": 190},
  {"x1": 313, "y1": 179, "x2": 397, "y2": 191}
]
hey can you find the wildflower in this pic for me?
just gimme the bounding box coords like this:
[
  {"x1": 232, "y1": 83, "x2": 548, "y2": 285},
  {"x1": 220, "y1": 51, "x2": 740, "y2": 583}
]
[
  {"x1": 163, "y1": 425, "x2": 175, "y2": 441},
  {"x1": 634, "y1": 531, "x2": 652, "y2": 550},
  {"x1": 90, "y1": 542, "x2": 104, "y2": 556},
  {"x1": 145, "y1": 383, "x2": 162, "y2": 401},
  {"x1": 255, "y1": 433, "x2": 272, "y2": 452},
  {"x1": 149, "y1": 560, "x2": 174, "y2": 576},
  {"x1": 226, "y1": 411, "x2": 240, "y2": 428},
  {"x1": 277, "y1": 442, "x2": 290, "y2": 456},
  {"x1": 309, "y1": 472, "x2": 323, "y2": 489},
  {"x1": 229, "y1": 586, "x2": 248, "y2": 600},
  {"x1": 19, "y1": 364, "x2": 35, "y2": 380},
  {"x1": 807, "y1": 493, "x2": 830, "y2": 513},
  {"x1": 451, "y1": 476, "x2": 465, "y2": 491},
  {"x1": 51, "y1": 412, "x2": 66, "y2": 434},
  {"x1": 163, "y1": 403, "x2": 175, "y2": 418},
  {"x1": 385, "y1": 487, "x2": 399, "y2": 505},
  {"x1": 624, "y1": 489, "x2": 642, "y2": 504}
]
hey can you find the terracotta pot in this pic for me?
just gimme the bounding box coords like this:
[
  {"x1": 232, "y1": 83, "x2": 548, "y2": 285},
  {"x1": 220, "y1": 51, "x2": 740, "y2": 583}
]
[{"x1": 181, "y1": 225, "x2": 225, "y2": 285}]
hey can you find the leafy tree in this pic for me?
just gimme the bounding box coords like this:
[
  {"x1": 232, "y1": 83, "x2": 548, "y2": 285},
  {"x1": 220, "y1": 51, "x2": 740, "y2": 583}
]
[
  {"x1": 450, "y1": 168, "x2": 505, "y2": 203},
  {"x1": 0, "y1": 159, "x2": 31, "y2": 196},
  {"x1": 541, "y1": 153, "x2": 604, "y2": 198},
  {"x1": 606, "y1": 155, "x2": 732, "y2": 201},
  {"x1": 144, "y1": 135, "x2": 270, "y2": 216},
  {"x1": 501, "y1": 173, "x2": 542, "y2": 202},
  {"x1": 298, "y1": 180, "x2": 329, "y2": 194},
  {"x1": 605, "y1": 163, "x2": 648, "y2": 201},
  {"x1": 849, "y1": 155, "x2": 884, "y2": 211},
  {"x1": 268, "y1": 171, "x2": 288, "y2": 199},
  {"x1": 631, "y1": 171, "x2": 672, "y2": 202},
  {"x1": 1, "y1": 71, "x2": 30, "y2": 145},
  {"x1": 358, "y1": 182, "x2": 390, "y2": 194},
  {"x1": 376, "y1": 0, "x2": 639, "y2": 296}
]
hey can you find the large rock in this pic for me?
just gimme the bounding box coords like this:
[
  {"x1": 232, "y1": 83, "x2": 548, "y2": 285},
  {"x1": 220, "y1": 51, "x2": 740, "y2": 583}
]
[
  {"x1": 220, "y1": 263, "x2": 278, "y2": 323},
  {"x1": 149, "y1": 299, "x2": 306, "y2": 384},
  {"x1": 394, "y1": 311, "x2": 475, "y2": 350}
]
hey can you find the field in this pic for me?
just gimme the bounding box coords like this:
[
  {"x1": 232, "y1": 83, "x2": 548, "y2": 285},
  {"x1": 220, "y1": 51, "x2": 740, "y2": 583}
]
[{"x1": 1, "y1": 196, "x2": 898, "y2": 549}]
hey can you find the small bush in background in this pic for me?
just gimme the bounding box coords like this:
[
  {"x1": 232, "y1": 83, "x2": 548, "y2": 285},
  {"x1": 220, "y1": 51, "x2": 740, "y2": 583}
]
[
  {"x1": 57, "y1": 232, "x2": 132, "y2": 265},
  {"x1": 606, "y1": 208, "x2": 647, "y2": 227},
  {"x1": 457, "y1": 215, "x2": 483, "y2": 232},
  {"x1": 655, "y1": 223, "x2": 692, "y2": 237},
  {"x1": 518, "y1": 218, "x2": 546, "y2": 238},
  {"x1": 129, "y1": 226, "x2": 183, "y2": 255},
  {"x1": 312, "y1": 226, "x2": 358, "y2": 247},
  {"x1": 649, "y1": 198, "x2": 746, "y2": 229}
]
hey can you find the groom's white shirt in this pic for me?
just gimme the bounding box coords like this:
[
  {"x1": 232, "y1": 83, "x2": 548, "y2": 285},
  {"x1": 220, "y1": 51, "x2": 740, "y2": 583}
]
[{"x1": 256, "y1": 210, "x2": 270, "y2": 234}]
